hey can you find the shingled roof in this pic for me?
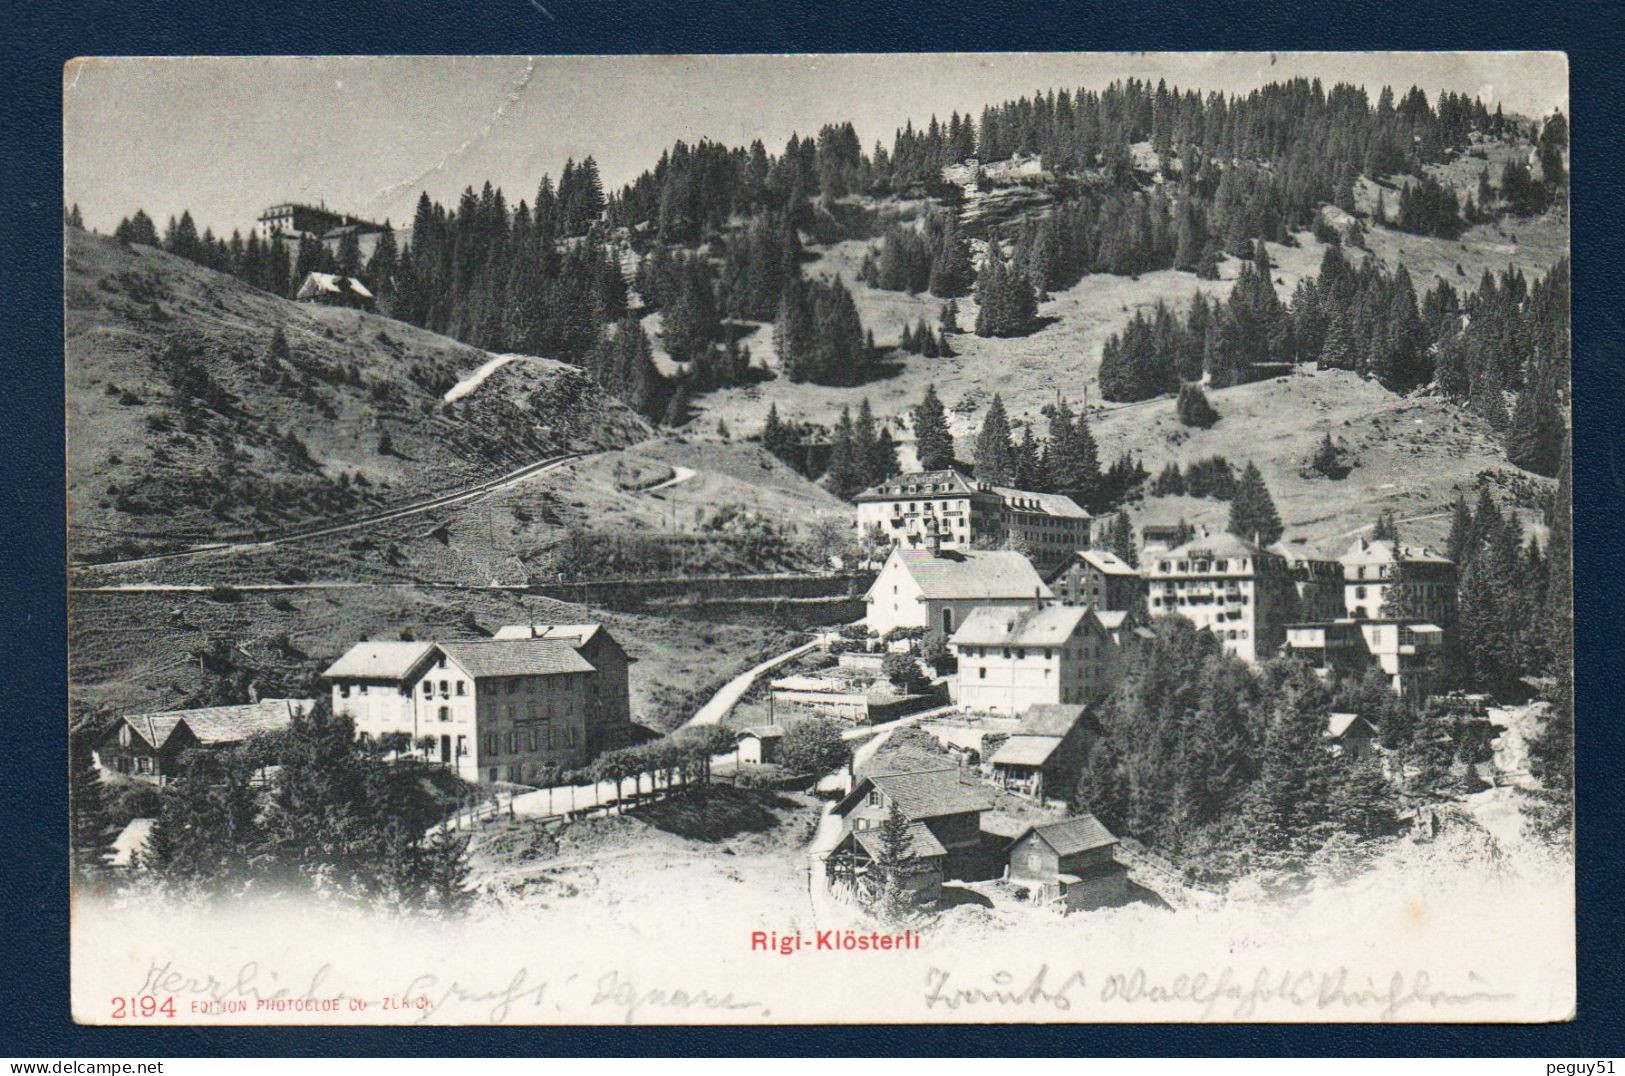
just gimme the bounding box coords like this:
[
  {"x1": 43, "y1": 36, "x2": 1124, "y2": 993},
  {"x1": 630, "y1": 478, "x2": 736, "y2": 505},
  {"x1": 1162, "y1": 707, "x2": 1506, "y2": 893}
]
[
  {"x1": 885, "y1": 548, "x2": 1051, "y2": 602},
  {"x1": 990, "y1": 735, "x2": 1063, "y2": 767},
  {"x1": 491, "y1": 623, "x2": 604, "y2": 648},
  {"x1": 438, "y1": 640, "x2": 595, "y2": 679},
  {"x1": 322, "y1": 641, "x2": 436, "y2": 681},
  {"x1": 1016, "y1": 813, "x2": 1119, "y2": 856},
  {"x1": 853, "y1": 820, "x2": 948, "y2": 860},
  {"x1": 1016, "y1": 703, "x2": 1089, "y2": 738},
  {"x1": 119, "y1": 699, "x2": 307, "y2": 749},
  {"x1": 838, "y1": 768, "x2": 996, "y2": 820},
  {"x1": 951, "y1": 604, "x2": 1090, "y2": 647}
]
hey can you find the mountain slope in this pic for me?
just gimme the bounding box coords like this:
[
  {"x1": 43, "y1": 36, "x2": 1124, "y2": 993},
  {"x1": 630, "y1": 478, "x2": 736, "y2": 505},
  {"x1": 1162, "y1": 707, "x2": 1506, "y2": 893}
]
[{"x1": 66, "y1": 227, "x2": 652, "y2": 562}]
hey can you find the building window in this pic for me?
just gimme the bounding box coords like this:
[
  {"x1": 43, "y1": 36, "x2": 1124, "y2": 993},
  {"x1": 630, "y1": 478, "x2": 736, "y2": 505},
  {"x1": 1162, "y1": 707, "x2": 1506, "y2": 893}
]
[
  {"x1": 455, "y1": 681, "x2": 466, "y2": 696},
  {"x1": 423, "y1": 682, "x2": 433, "y2": 697},
  {"x1": 119, "y1": 725, "x2": 131, "y2": 747},
  {"x1": 439, "y1": 706, "x2": 450, "y2": 723},
  {"x1": 978, "y1": 667, "x2": 987, "y2": 679},
  {"x1": 867, "y1": 790, "x2": 880, "y2": 806},
  {"x1": 529, "y1": 730, "x2": 539, "y2": 752},
  {"x1": 942, "y1": 608, "x2": 954, "y2": 633},
  {"x1": 339, "y1": 684, "x2": 351, "y2": 699},
  {"x1": 439, "y1": 680, "x2": 449, "y2": 696}
]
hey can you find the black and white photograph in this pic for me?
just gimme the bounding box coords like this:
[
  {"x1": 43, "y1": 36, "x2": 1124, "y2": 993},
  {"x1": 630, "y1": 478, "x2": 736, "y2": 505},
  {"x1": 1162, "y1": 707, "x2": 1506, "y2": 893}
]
[{"x1": 62, "y1": 51, "x2": 1573, "y2": 1024}]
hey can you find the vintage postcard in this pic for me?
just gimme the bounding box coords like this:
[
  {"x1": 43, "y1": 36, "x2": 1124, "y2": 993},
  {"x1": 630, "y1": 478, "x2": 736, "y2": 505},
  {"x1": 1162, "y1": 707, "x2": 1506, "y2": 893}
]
[{"x1": 64, "y1": 52, "x2": 1572, "y2": 1024}]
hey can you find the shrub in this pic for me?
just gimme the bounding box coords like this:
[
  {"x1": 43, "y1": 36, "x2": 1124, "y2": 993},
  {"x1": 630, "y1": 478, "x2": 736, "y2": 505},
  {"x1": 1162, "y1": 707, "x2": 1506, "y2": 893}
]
[
  {"x1": 778, "y1": 718, "x2": 848, "y2": 777},
  {"x1": 881, "y1": 652, "x2": 918, "y2": 686},
  {"x1": 207, "y1": 584, "x2": 243, "y2": 603}
]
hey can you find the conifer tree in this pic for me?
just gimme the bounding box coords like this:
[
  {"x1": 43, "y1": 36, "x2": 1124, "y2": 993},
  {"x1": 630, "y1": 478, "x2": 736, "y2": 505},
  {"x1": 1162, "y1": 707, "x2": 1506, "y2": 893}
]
[
  {"x1": 913, "y1": 385, "x2": 955, "y2": 471},
  {"x1": 974, "y1": 393, "x2": 1015, "y2": 484},
  {"x1": 1107, "y1": 510, "x2": 1139, "y2": 568},
  {"x1": 1227, "y1": 462, "x2": 1284, "y2": 546},
  {"x1": 69, "y1": 729, "x2": 117, "y2": 878},
  {"x1": 873, "y1": 800, "x2": 918, "y2": 921}
]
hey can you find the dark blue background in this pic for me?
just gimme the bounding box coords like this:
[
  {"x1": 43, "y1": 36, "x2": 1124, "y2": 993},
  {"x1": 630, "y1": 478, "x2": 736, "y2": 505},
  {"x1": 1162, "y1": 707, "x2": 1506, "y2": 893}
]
[{"x1": 6, "y1": 0, "x2": 1621, "y2": 1056}]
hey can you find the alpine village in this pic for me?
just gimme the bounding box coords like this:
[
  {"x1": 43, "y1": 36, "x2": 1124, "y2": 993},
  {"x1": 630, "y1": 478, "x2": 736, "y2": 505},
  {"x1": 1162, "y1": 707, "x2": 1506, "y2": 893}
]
[{"x1": 68, "y1": 76, "x2": 1572, "y2": 937}]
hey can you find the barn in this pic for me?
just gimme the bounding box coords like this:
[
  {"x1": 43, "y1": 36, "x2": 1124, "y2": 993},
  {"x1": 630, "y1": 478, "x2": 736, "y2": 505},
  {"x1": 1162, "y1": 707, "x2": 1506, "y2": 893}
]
[{"x1": 1005, "y1": 813, "x2": 1132, "y2": 912}]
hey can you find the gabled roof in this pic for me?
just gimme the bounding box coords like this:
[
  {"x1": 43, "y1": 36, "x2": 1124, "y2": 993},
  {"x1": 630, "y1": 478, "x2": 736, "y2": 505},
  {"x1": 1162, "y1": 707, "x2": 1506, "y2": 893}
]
[
  {"x1": 1072, "y1": 549, "x2": 1139, "y2": 576},
  {"x1": 491, "y1": 623, "x2": 604, "y2": 647},
  {"x1": 858, "y1": 745, "x2": 956, "y2": 781},
  {"x1": 438, "y1": 640, "x2": 595, "y2": 679},
  {"x1": 323, "y1": 640, "x2": 436, "y2": 682},
  {"x1": 1014, "y1": 813, "x2": 1119, "y2": 857},
  {"x1": 853, "y1": 821, "x2": 948, "y2": 860},
  {"x1": 1161, "y1": 532, "x2": 1276, "y2": 561},
  {"x1": 295, "y1": 272, "x2": 374, "y2": 300},
  {"x1": 951, "y1": 603, "x2": 1090, "y2": 647},
  {"x1": 1327, "y1": 712, "x2": 1380, "y2": 739},
  {"x1": 836, "y1": 768, "x2": 995, "y2": 820},
  {"x1": 739, "y1": 725, "x2": 784, "y2": 740},
  {"x1": 854, "y1": 469, "x2": 988, "y2": 502},
  {"x1": 992, "y1": 486, "x2": 1091, "y2": 520},
  {"x1": 1341, "y1": 537, "x2": 1454, "y2": 567},
  {"x1": 1093, "y1": 609, "x2": 1131, "y2": 632},
  {"x1": 882, "y1": 548, "x2": 1050, "y2": 602},
  {"x1": 990, "y1": 735, "x2": 1063, "y2": 767},
  {"x1": 117, "y1": 699, "x2": 307, "y2": 749},
  {"x1": 1016, "y1": 703, "x2": 1089, "y2": 737}
]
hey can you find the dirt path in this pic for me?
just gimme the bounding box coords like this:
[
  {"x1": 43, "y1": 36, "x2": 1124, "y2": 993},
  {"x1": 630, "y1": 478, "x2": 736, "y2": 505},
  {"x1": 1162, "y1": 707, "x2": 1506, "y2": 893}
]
[
  {"x1": 678, "y1": 640, "x2": 822, "y2": 729},
  {"x1": 442, "y1": 352, "x2": 541, "y2": 402},
  {"x1": 641, "y1": 465, "x2": 698, "y2": 493}
]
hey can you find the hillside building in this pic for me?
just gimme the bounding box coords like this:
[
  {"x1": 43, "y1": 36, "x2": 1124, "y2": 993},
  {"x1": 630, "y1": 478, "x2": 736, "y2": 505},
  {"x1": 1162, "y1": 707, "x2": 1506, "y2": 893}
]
[
  {"x1": 853, "y1": 469, "x2": 1090, "y2": 570},
  {"x1": 863, "y1": 546, "x2": 1050, "y2": 638},
  {"x1": 1272, "y1": 544, "x2": 1346, "y2": 623},
  {"x1": 1046, "y1": 549, "x2": 1144, "y2": 611},
  {"x1": 988, "y1": 703, "x2": 1097, "y2": 799},
  {"x1": 323, "y1": 635, "x2": 625, "y2": 784},
  {"x1": 950, "y1": 604, "x2": 1127, "y2": 714},
  {"x1": 294, "y1": 272, "x2": 374, "y2": 308},
  {"x1": 831, "y1": 768, "x2": 997, "y2": 885},
  {"x1": 256, "y1": 202, "x2": 389, "y2": 261},
  {"x1": 95, "y1": 698, "x2": 310, "y2": 783},
  {"x1": 1340, "y1": 537, "x2": 1457, "y2": 623},
  {"x1": 1005, "y1": 814, "x2": 1131, "y2": 912},
  {"x1": 491, "y1": 623, "x2": 638, "y2": 753},
  {"x1": 1145, "y1": 532, "x2": 1295, "y2": 664},
  {"x1": 1284, "y1": 617, "x2": 1446, "y2": 706}
]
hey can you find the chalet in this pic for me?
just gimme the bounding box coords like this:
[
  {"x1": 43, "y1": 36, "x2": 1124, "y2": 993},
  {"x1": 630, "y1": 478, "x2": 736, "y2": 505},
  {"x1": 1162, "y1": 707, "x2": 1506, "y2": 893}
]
[
  {"x1": 324, "y1": 636, "x2": 608, "y2": 784},
  {"x1": 1006, "y1": 814, "x2": 1132, "y2": 912},
  {"x1": 735, "y1": 726, "x2": 783, "y2": 765},
  {"x1": 95, "y1": 698, "x2": 309, "y2": 783},
  {"x1": 863, "y1": 546, "x2": 1050, "y2": 638},
  {"x1": 492, "y1": 623, "x2": 637, "y2": 752},
  {"x1": 1326, "y1": 712, "x2": 1381, "y2": 760},
  {"x1": 950, "y1": 604, "x2": 1120, "y2": 713},
  {"x1": 295, "y1": 272, "x2": 374, "y2": 308},
  {"x1": 832, "y1": 768, "x2": 996, "y2": 882},
  {"x1": 828, "y1": 820, "x2": 950, "y2": 906},
  {"x1": 988, "y1": 703, "x2": 1096, "y2": 800},
  {"x1": 1046, "y1": 549, "x2": 1144, "y2": 611}
]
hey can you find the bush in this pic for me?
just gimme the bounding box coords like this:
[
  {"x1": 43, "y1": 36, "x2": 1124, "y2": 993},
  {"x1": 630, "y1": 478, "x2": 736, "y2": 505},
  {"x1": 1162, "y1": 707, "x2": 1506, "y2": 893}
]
[
  {"x1": 881, "y1": 653, "x2": 918, "y2": 685},
  {"x1": 778, "y1": 717, "x2": 848, "y2": 777},
  {"x1": 207, "y1": 584, "x2": 243, "y2": 603}
]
